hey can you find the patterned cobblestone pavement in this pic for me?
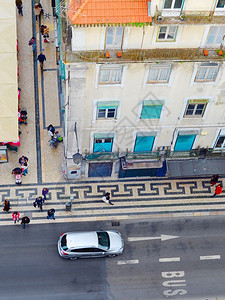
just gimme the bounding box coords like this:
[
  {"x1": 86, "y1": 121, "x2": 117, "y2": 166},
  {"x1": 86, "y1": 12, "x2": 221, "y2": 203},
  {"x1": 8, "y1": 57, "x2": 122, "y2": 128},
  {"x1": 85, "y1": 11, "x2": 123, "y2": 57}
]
[{"x1": 1, "y1": 177, "x2": 225, "y2": 226}]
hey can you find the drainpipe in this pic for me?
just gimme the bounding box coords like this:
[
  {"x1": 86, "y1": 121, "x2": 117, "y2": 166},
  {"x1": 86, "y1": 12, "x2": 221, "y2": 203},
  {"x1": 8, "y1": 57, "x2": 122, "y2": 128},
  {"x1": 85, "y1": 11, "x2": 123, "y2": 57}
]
[{"x1": 179, "y1": 0, "x2": 186, "y2": 19}]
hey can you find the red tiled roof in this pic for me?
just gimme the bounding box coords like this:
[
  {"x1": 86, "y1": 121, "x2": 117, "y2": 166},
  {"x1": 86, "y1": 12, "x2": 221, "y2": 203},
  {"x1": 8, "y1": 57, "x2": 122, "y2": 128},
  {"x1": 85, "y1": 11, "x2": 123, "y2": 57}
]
[{"x1": 68, "y1": 0, "x2": 152, "y2": 25}]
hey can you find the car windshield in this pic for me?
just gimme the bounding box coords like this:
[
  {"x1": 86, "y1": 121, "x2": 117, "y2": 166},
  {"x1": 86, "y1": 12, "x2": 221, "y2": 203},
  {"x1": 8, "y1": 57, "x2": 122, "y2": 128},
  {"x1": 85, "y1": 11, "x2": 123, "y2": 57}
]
[
  {"x1": 61, "y1": 234, "x2": 68, "y2": 251},
  {"x1": 97, "y1": 231, "x2": 110, "y2": 250}
]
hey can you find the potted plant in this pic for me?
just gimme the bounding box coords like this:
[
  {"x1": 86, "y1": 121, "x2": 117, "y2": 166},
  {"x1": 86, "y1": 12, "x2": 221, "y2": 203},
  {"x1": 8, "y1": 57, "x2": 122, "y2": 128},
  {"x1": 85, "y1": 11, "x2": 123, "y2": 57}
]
[{"x1": 203, "y1": 50, "x2": 209, "y2": 56}]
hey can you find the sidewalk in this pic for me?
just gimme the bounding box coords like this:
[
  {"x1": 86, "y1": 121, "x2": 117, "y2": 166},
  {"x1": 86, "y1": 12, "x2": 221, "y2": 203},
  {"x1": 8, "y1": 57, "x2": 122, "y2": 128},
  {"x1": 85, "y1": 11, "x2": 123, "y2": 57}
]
[{"x1": 0, "y1": 177, "x2": 225, "y2": 225}]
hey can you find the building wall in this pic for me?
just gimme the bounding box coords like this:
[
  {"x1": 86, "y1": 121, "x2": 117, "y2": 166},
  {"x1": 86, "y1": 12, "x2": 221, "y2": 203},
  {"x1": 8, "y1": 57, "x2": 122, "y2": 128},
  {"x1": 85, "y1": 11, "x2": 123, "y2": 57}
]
[{"x1": 66, "y1": 60, "x2": 225, "y2": 154}]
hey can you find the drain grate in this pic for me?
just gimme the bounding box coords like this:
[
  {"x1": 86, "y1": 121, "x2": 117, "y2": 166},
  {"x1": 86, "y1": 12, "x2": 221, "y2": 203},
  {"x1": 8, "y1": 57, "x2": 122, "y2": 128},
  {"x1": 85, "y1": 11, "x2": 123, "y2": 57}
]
[{"x1": 112, "y1": 221, "x2": 120, "y2": 226}]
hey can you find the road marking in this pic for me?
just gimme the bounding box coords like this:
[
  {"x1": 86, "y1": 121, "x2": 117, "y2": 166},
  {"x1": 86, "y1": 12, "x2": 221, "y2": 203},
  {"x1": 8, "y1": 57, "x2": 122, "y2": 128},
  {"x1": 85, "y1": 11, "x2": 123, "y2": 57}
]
[
  {"x1": 200, "y1": 255, "x2": 221, "y2": 260},
  {"x1": 117, "y1": 260, "x2": 139, "y2": 265},
  {"x1": 159, "y1": 257, "x2": 180, "y2": 262},
  {"x1": 128, "y1": 234, "x2": 179, "y2": 242}
]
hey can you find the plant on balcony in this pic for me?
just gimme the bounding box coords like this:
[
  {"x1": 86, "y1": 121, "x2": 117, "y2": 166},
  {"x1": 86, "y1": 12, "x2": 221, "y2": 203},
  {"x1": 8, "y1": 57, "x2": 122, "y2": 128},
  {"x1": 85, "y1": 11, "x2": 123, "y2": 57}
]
[
  {"x1": 203, "y1": 50, "x2": 209, "y2": 56},
  {"x1": 218, "y1": 50, "x2": 224, "y2": 56}
]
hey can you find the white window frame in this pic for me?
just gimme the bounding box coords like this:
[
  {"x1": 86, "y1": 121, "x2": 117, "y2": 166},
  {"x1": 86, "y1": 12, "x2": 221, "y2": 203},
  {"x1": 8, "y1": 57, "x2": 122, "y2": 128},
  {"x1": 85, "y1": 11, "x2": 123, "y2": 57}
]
[
  {"x1": 163, "y1": 0, "x2": 183, "y2": 9},
  {"x1": 95, "y1": 64, "x2": 127, "y2": 87},
  {"x1": 147, "y1": 64, "x2": 172, "y2": 83},
  {"x1": 97, "y1": 108, "x2": 117, "y2": 119},
  {"x1": 99, "y1": 65, "x2": 123, "y2": 84},
  {"x1": 105, "y1": 27, "x2": 124, "y2": 50},
  {"x1": 90, "y1": 132, "x2": 117, "y2": 153},
  {"x1": 92, "y1": 99, "x2": 122, "y2": 124},
  {"x1": 205, "y1": 25, "x2": 225, "y2": 47},
  {"x1": 194, "y1": 63, "x2": 220, "y2": 82},
  {"x1": 157, "y1": 26, "x2": 178, "y2": 42},
  {"x1": 213, "y1": 129, "x2": 225, "y2": 149},
  {"x1": 184, "y1": 102, "x2": 207, "y2": 118},
  {"x1": 216, "y1": 0, "x2": 225, "y2": 10},
  {"x1": 180, "y1": 97, "x2": 212, "y2": 121},
  {"x1": 190, "y1": 62, "x2": 222, "y2": 86},
  {"x1": 132, "y1": 130, "x2": 159, "y2": 152},
  {"x1": 171, "y1": 129, "x2": 200, "y2": 151}
]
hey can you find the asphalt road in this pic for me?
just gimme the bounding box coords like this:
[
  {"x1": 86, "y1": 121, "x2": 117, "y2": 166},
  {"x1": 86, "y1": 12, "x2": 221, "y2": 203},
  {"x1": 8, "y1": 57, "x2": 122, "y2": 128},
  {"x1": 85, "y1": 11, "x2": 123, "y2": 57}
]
[{"x1": 1, "y1": 216, "x2": 225, "y2": 300}]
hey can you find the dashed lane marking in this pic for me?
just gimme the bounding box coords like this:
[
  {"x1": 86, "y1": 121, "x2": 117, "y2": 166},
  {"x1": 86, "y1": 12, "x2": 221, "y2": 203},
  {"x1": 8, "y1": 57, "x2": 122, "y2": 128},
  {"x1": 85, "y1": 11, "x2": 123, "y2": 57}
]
[
  {"x1": 117, "y1": 260, "x2": 139, "y2": 265},
  {"x1": 159, "y1": 257, "x2": 180, "y2": 262},
  {"x1": 200, "y1": 255, "x2": 221, "y2": 260}
]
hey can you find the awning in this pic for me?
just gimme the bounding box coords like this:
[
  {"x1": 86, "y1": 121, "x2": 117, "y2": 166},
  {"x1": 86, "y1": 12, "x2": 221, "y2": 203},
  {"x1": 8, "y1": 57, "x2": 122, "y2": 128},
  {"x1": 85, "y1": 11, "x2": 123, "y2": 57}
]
[
  {"x1": 0, "y1": 0, "x2": 18, "y2": 142},
  {"x1": 167, "y1": 158, "x2": 225, "y2": 177}
]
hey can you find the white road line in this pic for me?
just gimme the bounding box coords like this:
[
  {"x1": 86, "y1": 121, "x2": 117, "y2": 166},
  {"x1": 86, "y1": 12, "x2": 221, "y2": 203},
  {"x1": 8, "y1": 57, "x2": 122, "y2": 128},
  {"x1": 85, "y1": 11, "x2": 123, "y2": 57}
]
[
  {"x1": 117, "y1": 260, "x2": 139, "y2": 265},
  {"x1": 159, "y1": 257, "x2": 180, "y2": 262},
  {"x1": 200, "y1": 255, "x2": 221, "y2": 260}
]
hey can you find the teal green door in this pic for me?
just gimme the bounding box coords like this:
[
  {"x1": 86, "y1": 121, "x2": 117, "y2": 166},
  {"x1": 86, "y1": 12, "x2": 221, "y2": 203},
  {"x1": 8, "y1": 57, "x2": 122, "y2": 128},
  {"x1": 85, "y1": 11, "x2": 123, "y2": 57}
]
[{"x1": 174, "y1": 134, "x2": 196, "y2": 151}]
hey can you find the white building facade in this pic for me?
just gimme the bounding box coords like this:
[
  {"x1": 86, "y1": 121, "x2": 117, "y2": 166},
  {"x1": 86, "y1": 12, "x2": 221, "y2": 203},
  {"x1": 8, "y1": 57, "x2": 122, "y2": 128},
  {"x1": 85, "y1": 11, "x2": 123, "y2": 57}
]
[{"x1": 61, "y1": 0, "x2": 225, "y2": 179}]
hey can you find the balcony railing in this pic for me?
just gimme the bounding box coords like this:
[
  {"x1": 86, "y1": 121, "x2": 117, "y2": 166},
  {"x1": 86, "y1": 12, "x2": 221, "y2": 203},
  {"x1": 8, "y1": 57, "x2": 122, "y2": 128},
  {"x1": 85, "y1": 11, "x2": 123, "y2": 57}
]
[
  {"x1": 154, "y1": 8, "x2": 225, "y2": 25},
  {"x1": 65, "y1": 48, "x2": 225, "y2": 63},
  {"x1": 84, "y1": 148, "x2": 225, "y2": 161}
]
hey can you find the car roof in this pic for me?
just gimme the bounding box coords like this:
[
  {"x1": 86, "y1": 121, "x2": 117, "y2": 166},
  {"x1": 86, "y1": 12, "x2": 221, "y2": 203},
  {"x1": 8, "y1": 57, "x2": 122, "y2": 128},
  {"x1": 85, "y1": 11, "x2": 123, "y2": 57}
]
[{"x1": 65, "y1": 231, "x2": 99, "y2": 249}]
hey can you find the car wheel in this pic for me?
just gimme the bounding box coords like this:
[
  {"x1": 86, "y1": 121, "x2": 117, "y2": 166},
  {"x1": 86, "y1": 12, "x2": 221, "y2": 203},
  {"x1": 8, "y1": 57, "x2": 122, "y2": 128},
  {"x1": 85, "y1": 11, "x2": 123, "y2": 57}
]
[
  {"x1": 70, "y1": 257, "x2": 78, "y2": 260},
  {"x1": 108, "y1": 254, "x2": 116, "y2": 258}
]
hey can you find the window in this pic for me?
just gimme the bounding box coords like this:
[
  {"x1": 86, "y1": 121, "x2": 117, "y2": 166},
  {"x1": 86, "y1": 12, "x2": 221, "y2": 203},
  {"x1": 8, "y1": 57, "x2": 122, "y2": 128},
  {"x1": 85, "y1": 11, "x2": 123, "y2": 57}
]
[
  {"x1": 157, "y1": 26, "x2": 178, "y2": 41},
  {"x1": 106, "y1": 27, "x2": 123, "y2": 49},
  {"x1": 217, "y1": 0, "x2": 225, "y2": 8},
  {"x1": 134, "y1": 134, "x2": 155, "y2": 152},
  {"x1": 97, "y1": 232, "x2": 110, "y2": 250},
  {"x1": 71, "y1": 248, "x2": 103, "y2": 253},
  {"x1": 148, "y1": 64, "x2": 172, "y2": 83},
  {"x1": 99, "y1": 65, "x2": 123, "y2": 84},
  {"x1": 164, "y1": 0, "x2": 183, "y2": 9},
  {"x1": 184, "y1": 100, "x2": 208, "y2": 117},
  {"x1": 140, "y1": 100, "x2": 164, "y2": 119},
  {"x1": 195, "y1": 63, "x2": 219, "y2": 82},
  {"x1": 206, "y1": 26, "x2": 225, "y2": 46},
  {"x1": 93, "y1": 134, "x2": 114, "y2": 152},
  {"x1": 97, "y1": 101, "x2": 119, "y2": 119},
  {"x1": 174, "y1": 133, "x2": 196, "y2": 151}
]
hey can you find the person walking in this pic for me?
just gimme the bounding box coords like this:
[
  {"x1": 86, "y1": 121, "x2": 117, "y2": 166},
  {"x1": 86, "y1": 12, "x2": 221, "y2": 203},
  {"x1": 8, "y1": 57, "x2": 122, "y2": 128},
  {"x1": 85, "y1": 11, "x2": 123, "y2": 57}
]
[
  {"x1": 28, "y1": 37, "x2": 36, "y2": 51},
  {"x1": 210, "y1": 175, "x2": 219, "y2": 187},
  {"x1": 21, "y1": 161, "x2": 29, "y2": 176},
  {"x1": 47, "y1": 124, "x2": 55, "y2": 138},
  {"x1": 37, "y1": 52, "x2": 46, "y2": 68},
  {"x1": 102, "y1": 192, "x2": 114, "y2": 205},
  {"x1": 34, "y1": 196, "x2": 44, "y2": 211},
  {"x1": 3, "y1": 200, "x2": 11, "y2": 212},
  {"x1": 19, "y1": 156, "x2": 28, "y2": 165},
  {"x1": 16, "y1": 0, "x2": 23, "y2": 16},
  {"x1": 21, "y1": 216, "x2": 30, "y2": 229},
  {"x1": 212, "y1": 184, "x2": 223, "y2": 197},
  {"x1": 47, "y1": 209, "x2": 55, "y2": 220},
  {"x1": 34, "y1": 3, "x2": 42, "y2": 20},
  {"x1": 12, "y1": 211, "x2": 20, "y2": 224},
  {"x1": 42, "y1": 188, "x2": 49, "y2": 201}
]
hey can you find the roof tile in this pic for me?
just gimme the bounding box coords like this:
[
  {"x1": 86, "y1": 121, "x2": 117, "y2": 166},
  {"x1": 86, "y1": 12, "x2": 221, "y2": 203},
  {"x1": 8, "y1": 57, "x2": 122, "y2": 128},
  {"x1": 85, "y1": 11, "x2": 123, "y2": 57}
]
[{"x1": 68, "y1": 0, "x2": 152, "y2": 25}]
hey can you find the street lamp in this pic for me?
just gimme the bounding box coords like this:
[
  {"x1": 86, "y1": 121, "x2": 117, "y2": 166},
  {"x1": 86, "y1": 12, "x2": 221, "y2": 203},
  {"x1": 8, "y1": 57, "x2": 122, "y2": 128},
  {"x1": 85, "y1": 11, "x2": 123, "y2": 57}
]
[{"x1": 72, "y1": 122, "x2": 82, "y2": 164}]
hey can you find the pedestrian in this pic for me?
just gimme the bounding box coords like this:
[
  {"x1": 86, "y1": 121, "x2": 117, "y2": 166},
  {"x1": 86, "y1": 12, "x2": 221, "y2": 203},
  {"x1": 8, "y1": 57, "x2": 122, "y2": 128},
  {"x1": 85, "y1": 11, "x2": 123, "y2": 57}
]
[
  {"x1": 34, "y1": 3, "x2": 42, "y2": 20},
  {"x1": 21, "y1": 161, "x2": 29, "y2": 176},
  {"x1": 37, "y1": 52, "x2": 46, "y2": 68},
  {"x1": 47, "y1": 209, "x2": 55, "y2": 220},
  {"x1": 34, "y1": 196, "x2": 44, "y2": 211},
  {"x1": 3, "y1": 199, "x2": 11, "y2": 212},
  {"x1": 17, "y1": 3, "x2": 23, "y2": 16},
  {"x1": 43, "y1": 26, "x2": 50, "y2": 43},
  {"x1": 42, "y1": 188, "x2": 49, "y2": 201},
  {"x1": 47, "y1": 124, "x2": 55, "y2": 138},
  {"x1": 212, "y1": 184, "x2": 223, "y2": 197},
  {"x1": 16, "y1": 0, "x2": 22, "y2": 6},
  {"x1": 40, "y1": 24, "x2": 46, "y2": 35},
  {"x1": 21, "y1": 216, "x2": 30, "y2": 229},
  {"x1": 12, "y1": 211, "x2": 20, "y2": 224},
  {"x1": 19, "y1": 156, "x2": 28, "y2": 165},
  {"x1": 102, "y1": 192, "x2": 114, "y2": 205},
  {"x1": 210, "y1": 175, "x2": 219, "y2": 186},
  {"x1": 28, "y1": 37, "x2": 36, "y2": 51}
]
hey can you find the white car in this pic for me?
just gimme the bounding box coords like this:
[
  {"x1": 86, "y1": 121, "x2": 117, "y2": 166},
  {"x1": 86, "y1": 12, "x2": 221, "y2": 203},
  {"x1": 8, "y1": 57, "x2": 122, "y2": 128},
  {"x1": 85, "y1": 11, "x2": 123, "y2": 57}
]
[{"x1": 58, "y1": 230, "x2": 124, "y2": 260}]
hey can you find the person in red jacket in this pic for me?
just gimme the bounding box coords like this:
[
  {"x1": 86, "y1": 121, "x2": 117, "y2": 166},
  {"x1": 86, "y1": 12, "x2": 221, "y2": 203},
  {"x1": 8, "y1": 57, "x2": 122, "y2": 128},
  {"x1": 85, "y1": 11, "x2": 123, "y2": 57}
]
[{"x1": 212, "y1": 184, "x2": 223, "y2": 197}]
